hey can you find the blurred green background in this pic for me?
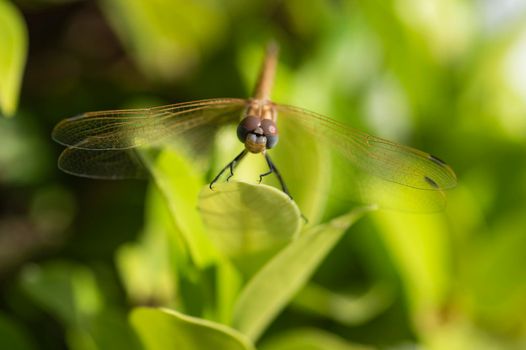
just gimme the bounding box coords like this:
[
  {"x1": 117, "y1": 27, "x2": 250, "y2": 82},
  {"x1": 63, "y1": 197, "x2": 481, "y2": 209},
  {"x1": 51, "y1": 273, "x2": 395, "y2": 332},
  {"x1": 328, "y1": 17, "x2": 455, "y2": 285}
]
[{"x1": 1, "y1": 0, "x2": 526, "y2": 349}]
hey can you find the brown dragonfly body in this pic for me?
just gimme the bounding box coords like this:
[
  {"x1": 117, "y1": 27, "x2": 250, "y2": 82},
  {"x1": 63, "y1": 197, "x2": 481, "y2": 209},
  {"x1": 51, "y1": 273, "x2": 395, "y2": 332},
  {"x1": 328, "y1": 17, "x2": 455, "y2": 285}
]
[{"x1": 210, "y1": 43, "x2": 293, "y2": 197}]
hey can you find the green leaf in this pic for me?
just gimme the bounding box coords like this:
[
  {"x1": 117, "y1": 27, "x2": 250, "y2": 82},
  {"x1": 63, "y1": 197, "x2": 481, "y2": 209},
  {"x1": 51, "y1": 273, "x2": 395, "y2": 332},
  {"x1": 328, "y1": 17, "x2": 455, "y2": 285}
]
[
  {"x1": 371, "y1": 210, "x2": 452, "y2": 321},
  {"x1": 66, "y1": 310, "x2": 143, "y2": 350},
  {"x1": 462, "y1": 214, "x2": 526, "y2": 329},
  {"x1": 98, "y1": 0, "x2": 228, "y2": 80},
  {"x1": 213, "y1": 258, "x2": 244, "y2": 324},
  {"x1": 116, "y1": 242, "x2": 175, "y2": 305},
  {"x1": 260, "y1": 328, "x2": 374, "y2": 350},
  {"x1": 0, "y1": 0, "x2": 27, "y2": 117},
  {"x1": 198, "y1": 181, "x2": 302, "y2": 256},
  {"x1": 140, "y1": 148, "x2": 219, "y2": 268},
  {"x1": 19, "y1": 261, "x2": 102, "y2": 326},
  {"x1": 231, "y1": 207, "x2": 372, "y2": 341},
  {"x1": 291, "y1": 282, "x2": 394, "y2": 326},
  {"x1": 130, "y1": 307, "x2": 255, "y2": 350},
  {"x1": 139, "y1": 149, "x2": 246, "y2": 322},
  {"x1": 116, "y1": 184, "x2": 179, "y2": 306}
]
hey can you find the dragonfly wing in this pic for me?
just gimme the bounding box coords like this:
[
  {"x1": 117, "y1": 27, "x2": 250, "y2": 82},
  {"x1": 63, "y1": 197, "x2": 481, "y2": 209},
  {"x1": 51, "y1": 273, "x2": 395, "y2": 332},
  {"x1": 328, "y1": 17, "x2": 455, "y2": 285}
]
[
  {"x1": 53, "y1": 98, "x2": 248, "y2": 179},
  {"x1": 52, "y1": 98, "x2": 247, "y2": 150},
  {"x1": 275, "y1": 104, "x2": 457, "y2": 191},
  {"x1": 275, "y1": 104, "x2": 457, "y2": 212},
  {"x1": 58, "y1": 148, "x2": 149, "y2": 179}
]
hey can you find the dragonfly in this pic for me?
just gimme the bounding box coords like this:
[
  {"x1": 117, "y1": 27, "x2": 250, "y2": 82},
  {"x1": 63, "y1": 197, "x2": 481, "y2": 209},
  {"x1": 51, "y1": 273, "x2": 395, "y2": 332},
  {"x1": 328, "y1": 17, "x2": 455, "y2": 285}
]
[{"x1": 52, "y1": 43, "x2": 457, "y2": 212}]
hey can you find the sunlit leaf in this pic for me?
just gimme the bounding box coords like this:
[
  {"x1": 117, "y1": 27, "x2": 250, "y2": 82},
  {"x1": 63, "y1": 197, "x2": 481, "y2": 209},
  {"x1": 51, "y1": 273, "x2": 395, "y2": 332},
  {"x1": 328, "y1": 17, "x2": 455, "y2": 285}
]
[
  {"x1": 291, "y1": 282, "x2": 394, "y2": 326},
  {"x1": 371, "y1": 210, "x2": 452, "y2": 326},
  {"x1": 116, "y1": 242, "x2": 175, "y2": 306},
  {"x1": 232, "y1": 207, "x2": 372, "y2": 341},
  {"x1": 260, "y1": 327, "x2": 374, "y2": 350},
  {"x1": 462, "y1": 214, "x2": 526, "y2": 330},
  {"x1": 130, "y1": 307, "x2": 255, "y2": 350},
  {"x1": 423, "y1": 317, "x2": 526, "y2": 350},
  {"x1": 140, "y1": 148, "x2": 219, "y2": 268},
  {"x1": 0, "y1": 0, "x2": 27, "y2": 117},
  {"x1": 139, "y1": 148, "x2": 246, "y2": 322},
  {"x1": 198, "y1": 181, "x2": 302, "y2": 257},
  {"x1": 116, "y1": 184, "x2": 178, "y2": 306}
]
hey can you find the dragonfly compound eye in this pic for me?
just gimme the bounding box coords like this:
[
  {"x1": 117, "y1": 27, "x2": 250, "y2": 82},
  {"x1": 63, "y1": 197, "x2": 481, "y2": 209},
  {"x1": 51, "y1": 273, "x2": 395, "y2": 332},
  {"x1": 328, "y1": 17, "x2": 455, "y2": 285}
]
[
  {"x1": 266, "y1": 134, "x2": 279, "y2": 148},
  {"x1": 260, "y1": 119, "x2": 278, "y2": 148},
  {"x1": 237, "y1": 116, "x2": 261, "y2": 142},
  {"x1": 260, "y1": 119, "x2": 277, "y2": 136}
]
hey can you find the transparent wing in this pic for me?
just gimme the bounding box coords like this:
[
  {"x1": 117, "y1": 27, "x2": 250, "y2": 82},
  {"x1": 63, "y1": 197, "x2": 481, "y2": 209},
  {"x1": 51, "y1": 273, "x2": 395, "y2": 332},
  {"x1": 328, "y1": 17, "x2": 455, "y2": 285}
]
[
  {"x1": 52, "y1": 98, "x2": 248, "y2": 150},
  {"x1": 58, "y1": 148, "x2": 149, "y2": 180},
  {"x1": 276, "y1": 104, "x2": 457, "y2": 191},
  {"x1": 53, "y1": 98, "x2": 248, "y2": 179}
]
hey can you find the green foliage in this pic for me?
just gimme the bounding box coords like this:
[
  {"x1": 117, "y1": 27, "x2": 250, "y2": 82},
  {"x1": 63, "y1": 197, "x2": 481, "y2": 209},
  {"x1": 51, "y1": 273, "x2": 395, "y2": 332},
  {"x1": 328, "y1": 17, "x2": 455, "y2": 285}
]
[
  {"x1": 140, "y1": 148, "x2": 219, "y2": 267},
  {"x1": 291, "y1": 282, "x2": 394, "y2": 326},
  {"x1": 0, "y1": 313, "x2": 36, "y2": 350},
  {"x1": 130, "y1": 307, "x2": 255, "y2": 350},
  {"x1": 20, "y1": 262, "x2": 101, "y2": 324},
  {"x1": 98, "y1": 0, "x2": 230, "y2": 81},
  {"x1": 2, "y1": 0, "x2": 526, "y2": 349},
  {"x1": 260, "y1": 328, "x2": 374, "y2": 350},
  {"x1": 0, "y1": 0, "x2": 27, "y2": 117},
  {"x1": 198, "y1": 181, "x2": 302, "y2": 257},
  {"x1": 126, "y1": 144, "x2": 369, "y2": 345},
  {"x1": 231, "y1": 209, "x2": 370, "y2": 341},
  {"x1": 19, "y1": 262, "x2": 142, "y2": 350}
]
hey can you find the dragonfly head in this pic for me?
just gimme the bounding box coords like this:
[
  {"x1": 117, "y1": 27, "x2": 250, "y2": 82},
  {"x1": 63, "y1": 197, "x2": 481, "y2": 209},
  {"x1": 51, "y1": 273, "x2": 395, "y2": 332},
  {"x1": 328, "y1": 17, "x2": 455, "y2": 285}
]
[{"x1": 237, "y1": 116, "x2": 279, "y2": 153}]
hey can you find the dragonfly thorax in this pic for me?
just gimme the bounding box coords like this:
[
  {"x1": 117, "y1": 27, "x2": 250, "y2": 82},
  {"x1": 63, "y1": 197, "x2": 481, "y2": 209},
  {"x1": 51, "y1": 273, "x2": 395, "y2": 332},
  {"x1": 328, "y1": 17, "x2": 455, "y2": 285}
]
[{"x1": 237, "y1": 116, "x2": 279, "y2": 153}]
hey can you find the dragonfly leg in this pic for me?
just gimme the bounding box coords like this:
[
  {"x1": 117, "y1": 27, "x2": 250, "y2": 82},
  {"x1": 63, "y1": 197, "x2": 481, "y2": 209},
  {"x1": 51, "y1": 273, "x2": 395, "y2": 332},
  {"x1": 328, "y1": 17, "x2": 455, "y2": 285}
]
[
  {"x1": 262, "y1": 153, "x2": 291, "y2": 198},
  {"x1": 262, "y1": 153, "x2": 308, "y2": 223},
  {"x1": 210, "y1": 149, "x2": 248, "y2": 190},
  {"x1": 258, "y1": 168, "x2": 273, "y2": 184}
]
